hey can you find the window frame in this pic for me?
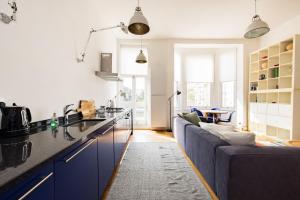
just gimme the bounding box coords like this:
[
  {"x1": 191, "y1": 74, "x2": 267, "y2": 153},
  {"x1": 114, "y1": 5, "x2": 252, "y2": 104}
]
[
  {"x1": 221, "y1": 81, "x2": 236, "y2": 109},
  {"x1": 186, "y1": 81, "x2": 212, "y2": 108}
]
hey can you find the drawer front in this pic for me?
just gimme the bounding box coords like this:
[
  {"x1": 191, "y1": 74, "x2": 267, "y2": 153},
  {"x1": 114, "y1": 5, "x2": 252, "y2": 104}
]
[
  {"x1": 250, "y1": 113, "x2": 258, "y2": 123},
  {"x1": 257, "y1": 103, "x2": 267, "y2": 114},
  {"x1": 249, "y1": 103, "x2": 258, "y2": 114},
  {"x1": 256, "y1": 114, "x2": 267, "y2": 124},
  {"x1": 267, "y1": 103, "x2": 279, "y2": 115},
  {"x1": 267, "y1": 116, "x2": 278, "y2": 127},
  {"x1": 277, "y1": 117, "x2": 292, "y2": 130},
  {"x1": 278, "y1": 104, "x2": 292, "y2": 117}
]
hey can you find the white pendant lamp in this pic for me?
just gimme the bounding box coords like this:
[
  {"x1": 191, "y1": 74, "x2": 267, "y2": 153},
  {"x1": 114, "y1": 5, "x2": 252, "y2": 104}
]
[
  {"x1": 136, "y1": 39, "x2": 147, "y2": 63},
  {"x1": 128, "y1": 0, "x2": 150, "y2": 35},
  {"x1": 244, "y1": 0, "x2": 270, "y2": 39}
]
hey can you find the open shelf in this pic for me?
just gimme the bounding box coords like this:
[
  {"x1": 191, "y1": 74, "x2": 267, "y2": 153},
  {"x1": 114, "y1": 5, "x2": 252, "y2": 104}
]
[
  {"x1": 269, "y1": 45, "x2": 280, "y2": 57},
  {"x1": 269, "y1": 56, "x2": 279, "y2": 68},
  {"x1": 268, "y1": 79, "x2": 279, "y2": 90},
  {"x1": 259, "y1": 49, "x2": 268, "y2": 60},
  {"x1": 277, "y1": 128, "x2": 291, "y2": 140},
  {"x1": 259, "y1": 60, "x2": 268, "y2": 70},
  {"x1": 249, "y1": 93, "x2": 257, "y2": 103},
  {"x1": 248, "y1": 36, "x2": 299, "y2": 141},
  {"x1": 251, "y1": 52, "x2": 259, "y2": 63},
  {"x1": 279, "y1": 77, "x2": 292, "y2": 89},
  {"x1": 280, "y1": 38, "x2": 293, "y2": 53},
  {"x1": 266, "y1": 126, "x2": 277, "y2": 137},
  {"x1": 280, "y1": 64, "x2": 293, "y2": 77},
  {"x1": 267, "y1": 93, "x2": 278, "y2": 103},
  {"x1": 278, "y1": 92, "x2": 291, "y2": 104},
  {"x1": 280, "y1": 53, "x2": 293, "y2": 65}
]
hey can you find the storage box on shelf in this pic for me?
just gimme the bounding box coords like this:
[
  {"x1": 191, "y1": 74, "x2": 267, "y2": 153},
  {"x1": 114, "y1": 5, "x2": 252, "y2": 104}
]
[{"x1": 248, "y1": 35, "x2": 300, "y2": 141}]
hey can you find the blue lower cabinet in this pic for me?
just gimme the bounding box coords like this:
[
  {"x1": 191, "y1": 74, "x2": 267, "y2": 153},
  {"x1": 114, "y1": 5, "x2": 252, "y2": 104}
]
[
  {"x1": 114, "y1": 115, "x2": 131, "y2": 166},
  {"x1": 98, "y1": 125, "x2": 114, "y2": 198},
  {"x1": 0, "y1": 163, "x2": 54, "y2": 200},
  {"x1": 55, "y1": 138, "x2": 98, "y2": 200}
]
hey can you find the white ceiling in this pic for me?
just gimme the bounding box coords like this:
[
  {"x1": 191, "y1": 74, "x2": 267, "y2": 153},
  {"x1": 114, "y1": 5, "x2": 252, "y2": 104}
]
[{"x1": 99, "y1": 0, "x2": 300, "y2": 39}]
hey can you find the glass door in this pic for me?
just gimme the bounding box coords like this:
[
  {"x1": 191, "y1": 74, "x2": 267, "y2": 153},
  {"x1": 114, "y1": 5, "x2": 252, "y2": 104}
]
[{"x1": 118, "y1": 76, "x2": 148, "y2": 128}]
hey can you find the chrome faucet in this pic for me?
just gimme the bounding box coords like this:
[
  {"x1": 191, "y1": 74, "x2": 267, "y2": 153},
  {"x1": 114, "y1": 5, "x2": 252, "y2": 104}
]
[{"x1": 63, "y1": 104, "x2": 76, "y2": 124}]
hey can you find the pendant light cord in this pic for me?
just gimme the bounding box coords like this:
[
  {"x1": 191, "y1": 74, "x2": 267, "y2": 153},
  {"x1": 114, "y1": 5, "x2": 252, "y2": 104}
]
[
  {"x1": 138, "y1": 0, "x2": 140, "y2": 7},
  {"x1": 254, "y1": 0, "x2": 257, "y2": 15}
]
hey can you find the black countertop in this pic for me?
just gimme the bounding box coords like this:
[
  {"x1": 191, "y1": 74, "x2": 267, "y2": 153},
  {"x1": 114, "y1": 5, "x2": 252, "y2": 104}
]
[{"x1": 0, "y1": 109, "x2": 130, "y2": 193}]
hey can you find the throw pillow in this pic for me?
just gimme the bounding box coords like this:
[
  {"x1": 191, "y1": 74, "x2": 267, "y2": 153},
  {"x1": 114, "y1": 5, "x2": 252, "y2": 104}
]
[{"x1": 182, "y1": 112, "x2": 201, "y2": 127}]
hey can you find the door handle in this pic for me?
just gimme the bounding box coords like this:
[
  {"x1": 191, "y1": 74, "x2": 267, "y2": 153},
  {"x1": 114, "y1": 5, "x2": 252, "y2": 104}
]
[
  {"x1": 18, "y1": 172, "x2": 53, "y2": 200},
  {"x1": 64, "y1": 138, "x2": 97, "y2": 163}
]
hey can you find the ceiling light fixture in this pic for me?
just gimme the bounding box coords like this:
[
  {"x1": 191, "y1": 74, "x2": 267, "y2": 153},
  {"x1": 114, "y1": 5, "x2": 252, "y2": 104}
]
[
  {"x1": 77, "y1": 22, "x2": 128, "y2": 62},
  {"x1": 244, "y1": 0, "x2": 270, "y2": 39},
  {"x1": 128, "y1": 0, "x2": 150, "y2": 35},
  {"x1": 136, "y1": 38, "x2": 147, "y2": 64}
]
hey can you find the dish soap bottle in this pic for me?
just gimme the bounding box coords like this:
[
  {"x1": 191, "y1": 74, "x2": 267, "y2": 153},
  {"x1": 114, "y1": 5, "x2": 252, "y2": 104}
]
[{"x1": 50, "y1": 113, "x2": 59, "y2": 129}]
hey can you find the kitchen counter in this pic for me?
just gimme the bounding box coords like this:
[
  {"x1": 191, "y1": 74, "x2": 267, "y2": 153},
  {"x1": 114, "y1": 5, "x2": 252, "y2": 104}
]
[{"x1": 0, "y1": 109, "x2": 131, "y2": 194}]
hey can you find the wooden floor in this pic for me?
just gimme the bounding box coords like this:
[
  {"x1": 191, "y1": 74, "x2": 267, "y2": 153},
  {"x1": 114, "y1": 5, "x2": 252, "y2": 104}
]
[
  {"x1": 103, "y1": 130, "x2": 218, "y2": 200},
  {"x1": 130, "y1": 130, "x2": 175, "y2": 143}
]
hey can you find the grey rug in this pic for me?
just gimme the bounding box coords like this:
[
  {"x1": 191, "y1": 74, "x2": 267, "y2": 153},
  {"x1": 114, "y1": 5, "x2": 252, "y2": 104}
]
[{"x1": 107, "y1": 142, "x2": 212, "y2": 200}]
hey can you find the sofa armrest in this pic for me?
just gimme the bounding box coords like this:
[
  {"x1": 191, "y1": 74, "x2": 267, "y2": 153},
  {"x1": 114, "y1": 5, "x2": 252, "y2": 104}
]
[
  {"x1": 174, "y1": 117, "x2": 193, "y2": 150},
  {"x1": 215, "y1": 146, "x2": 300, "y2": 200}
]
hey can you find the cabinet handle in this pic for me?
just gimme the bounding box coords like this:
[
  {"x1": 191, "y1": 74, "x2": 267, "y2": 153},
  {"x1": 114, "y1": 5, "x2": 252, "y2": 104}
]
[
  {"x1": 101, "y1": 125, "x2": 114, "y2": 135},
  {"x1": 18, "y1": 172, "x2": 53, "y2": 200},
  {"x1": 64, "y1": 138, "x2": 96, "y2": 163}
]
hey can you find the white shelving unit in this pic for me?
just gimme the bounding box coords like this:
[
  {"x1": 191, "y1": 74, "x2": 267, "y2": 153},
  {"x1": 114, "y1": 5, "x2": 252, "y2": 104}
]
[{"x1": 248, "y1": 35, "x2": 300, "y2": 141}]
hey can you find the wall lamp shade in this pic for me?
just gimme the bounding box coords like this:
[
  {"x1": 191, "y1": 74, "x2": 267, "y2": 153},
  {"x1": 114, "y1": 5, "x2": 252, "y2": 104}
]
[
  {"x1": 244, "y1": 15, "x2": 270, "y2": 39},
  {"x1": 128, "y1": 7, "x2": 150, "y2": 35},
  {"x1": 136, "y1": 50, "x2": 147, "y2": 63}
]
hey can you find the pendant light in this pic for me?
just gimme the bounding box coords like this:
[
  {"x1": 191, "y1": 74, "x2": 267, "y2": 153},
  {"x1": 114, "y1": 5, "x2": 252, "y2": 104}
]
[
  {"x1": 244, "y1": 0, "x2": 270, "y2": 39},
  {"x1": 136, "y1": 38, "x2": 147, "y2": 64},
  {"x1": 128, "y1": 0, "x2": 150, "y2": 35}
]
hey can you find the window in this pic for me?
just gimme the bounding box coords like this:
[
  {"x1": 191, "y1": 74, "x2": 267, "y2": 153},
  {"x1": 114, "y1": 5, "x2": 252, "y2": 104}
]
[
  {"x1": 187, "y1": 82, "x2": 211, "y2": 107},
  {"x1": 184, "y1": 54, "x2": 214, "y2": 108},
  {"x1": 222, "y1": 81, "x2": 234, "y2": 108}
]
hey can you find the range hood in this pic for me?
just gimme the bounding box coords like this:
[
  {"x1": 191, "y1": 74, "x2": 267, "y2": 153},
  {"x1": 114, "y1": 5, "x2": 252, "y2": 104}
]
[
  {"x1": 95, "y1": 71, "x2": 123, "y2": 81},
  {"x1": 95, "y1": 53, "x2": 122, "y2": 81}
]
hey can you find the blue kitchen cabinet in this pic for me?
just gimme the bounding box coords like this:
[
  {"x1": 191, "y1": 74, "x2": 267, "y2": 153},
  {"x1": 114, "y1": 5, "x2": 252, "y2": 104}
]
[
  {"x1": 55, "y1": 138, "x2": 98, "y2": 200},
  {"x1": 98, "y1": 124, "x2": 115, "y2": 198},
  {"x1": 0, "y1": 163, "x2": 54, "y2": 200},
  {"x1": 114, "y1": 112, "x2": 131, "y2": 166}
]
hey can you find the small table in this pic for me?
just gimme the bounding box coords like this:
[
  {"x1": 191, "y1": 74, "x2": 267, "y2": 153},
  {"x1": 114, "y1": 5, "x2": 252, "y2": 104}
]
[{"x1": 201, "y1": 110, "x2": 228, "y2": 123}]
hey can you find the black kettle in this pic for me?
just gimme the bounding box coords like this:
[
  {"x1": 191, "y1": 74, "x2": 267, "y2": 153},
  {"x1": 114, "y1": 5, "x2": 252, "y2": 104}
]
[{"x1": 0, "y1": 102, "x2": 32, "y2": 133}]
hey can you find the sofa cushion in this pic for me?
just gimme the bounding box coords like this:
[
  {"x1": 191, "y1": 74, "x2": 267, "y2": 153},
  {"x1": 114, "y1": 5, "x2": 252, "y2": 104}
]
[
  {"x1": 199, "y1": 123, "x2": 255, "y2": 146},
  {"x1": 182, "y1": 112, "x2": 200, "y2": 126}
]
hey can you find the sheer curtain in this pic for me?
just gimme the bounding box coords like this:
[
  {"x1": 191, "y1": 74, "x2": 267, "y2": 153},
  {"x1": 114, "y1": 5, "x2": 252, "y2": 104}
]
[{"x1": 183, "y1": 54, "x2": 214, "y2": 108}]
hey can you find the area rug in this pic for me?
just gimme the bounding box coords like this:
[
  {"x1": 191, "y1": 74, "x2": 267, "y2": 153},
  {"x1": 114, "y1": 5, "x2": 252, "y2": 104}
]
[{"x1": 106, "y1": 142, "x2": 212, "y2": 200}]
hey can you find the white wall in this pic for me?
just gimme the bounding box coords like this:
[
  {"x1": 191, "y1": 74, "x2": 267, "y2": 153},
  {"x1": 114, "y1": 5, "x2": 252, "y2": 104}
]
[
  {"x1": 0, "y1": 0, "x2": 119, "y2": 121},
  {"x1": 119, "y1": 39, "x2": 258, "y2": 129},
  {"x1": 260, "y1": 14, "x2": 300, "y2": 47}
]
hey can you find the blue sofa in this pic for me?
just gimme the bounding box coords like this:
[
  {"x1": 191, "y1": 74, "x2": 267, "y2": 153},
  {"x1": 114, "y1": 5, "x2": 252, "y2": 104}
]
[{"x1": 174, "y1": 117, "x2": 300, "y2": 200}]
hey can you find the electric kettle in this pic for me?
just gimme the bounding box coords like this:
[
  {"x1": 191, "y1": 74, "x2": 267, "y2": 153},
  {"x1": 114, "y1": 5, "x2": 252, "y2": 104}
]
[{"x1": 0, "y1": 102, "x2": 32, "y2": 133}]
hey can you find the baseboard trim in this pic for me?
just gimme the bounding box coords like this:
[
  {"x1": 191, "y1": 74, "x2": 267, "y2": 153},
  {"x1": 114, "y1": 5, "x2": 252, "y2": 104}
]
[{"x1": 151, "y1": 127, "x2": 168, "y2": 131}]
